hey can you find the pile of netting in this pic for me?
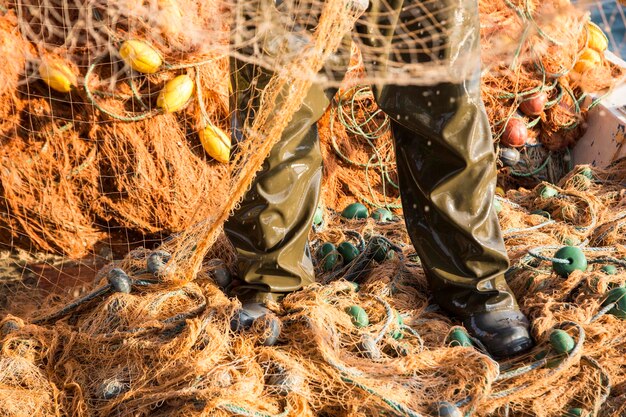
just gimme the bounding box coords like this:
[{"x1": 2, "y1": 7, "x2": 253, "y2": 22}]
[
  {"x1": 1, "y1": 0, "x2": 624, "y2": 257},
  {"x1": 2, "y1": 161, "x2": 626, "y2": 417},
  {"x1": 478, "y1": 0, "x2": 624, "y2": 187}
]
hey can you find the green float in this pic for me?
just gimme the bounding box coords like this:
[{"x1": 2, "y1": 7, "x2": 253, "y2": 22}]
[
  {"x1": 318, "y1": 243, "x2": 339, "y2": 272},
  {"x1": 313, "y1": 207, "x2": 324, "y2": 226},
  {"x1": 370, "y1": 238, "x2": 390, "y2": 262},
  {"x1": 563, "y1": 408, "x2": 587, "y2": 417},
  {"x1": 579, "y1": 167, "x2": 594, "y2": 180},
  {"x1": 392, "y1": 310, "x2": 404, "y2": 340},
  {"x1": 345, "y1": 305, "x2": 369, "y2": 328},
  {"x1": 371, "y1": 208, "x2": 393, "y2": 222},
  {"x1": 341, "y1": 203, "x2": 368, "y2": 219},
  {"x1": 446, "y1": 328, "x2": 473, "y2": 347},
  {"x1": 552, "y1": 246, "x2": 587, "y2": 277},
  {"x1": 601, "y1": 265, "x2": 617, "y2": 275},
  {"x1": 337, "y1": 242, "x2": 360, "y2": 264},
  {"x1": 494, "y1": 198, "x2": 503, "y2": 214},
  {"x1": 550, "y1": 329, "x2": 575, "y2": 354},
  {"x1": 539, "y1": 185, "x2": 558, "y2": 198},
  {"x1": 602, "y1": 287, "x2": 626, "y2": 319}
]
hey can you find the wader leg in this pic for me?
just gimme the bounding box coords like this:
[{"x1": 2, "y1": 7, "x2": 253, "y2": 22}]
[
  {"x1": 225, "y1": 0, "x2": 347, "y2": 302},
  {"x1": 355, "y1": 0, "x2": 532, "y2": 356}
]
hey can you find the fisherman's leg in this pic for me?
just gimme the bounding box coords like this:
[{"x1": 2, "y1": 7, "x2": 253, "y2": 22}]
[
  {"x1": 357, "y1": 0, "x2": 532, "y2": 357},
  {"x1": 226, "y1": 0, "x2": 349, "y2": 341},
  {"x1": 225, "y1": 58, "x2": 328, "y2": 303}
]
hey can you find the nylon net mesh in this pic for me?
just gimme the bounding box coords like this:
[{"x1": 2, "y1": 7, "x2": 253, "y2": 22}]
[{"x1": 1, "y1": 0, "x2": 626, "y2": 416}]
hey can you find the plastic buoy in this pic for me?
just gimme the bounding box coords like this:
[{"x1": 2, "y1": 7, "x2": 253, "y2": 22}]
[
  {"x1": 499, "y1": 147, "x2": 521, "y2": 166},
  {"x1": 313, "y1": 207, "x2": 324, "y2": 226},
  {"x1": 574, "y1": 48, "x2": 602, "y2": 73},
  {"x1": 501, "y1": 118, "x2": 528, "y2": 148},
  {"x1": 519, "y1": 92, "x2": 548, "y2": 116},
  {"x1": 259, "y1": 315, "x2": 281, "y2": 347},
  {"x1": 435, "y1": 401, "x2": 463, "y2": 417},
  {"x1": 601, "y1": 265, "x2": 617, "y2": 275},
  {"x1": 602, "y1": 287, "x2": 626, "y2": 319},
  {"x1": 38, "y1": 59, "x2": 77, "y2": 93},
  {"x1": 550, "y1": 329, "x2": 575, "y2": 354},
  {"x1": 552, "y1": 246, "x2": 587, "y2": 277},
  {"x1": 337, "y1": 242, "x2": 360, "y2": 264},
  {"x1": 495, "y1": 186, "x2": 506, "y2": 197},
  {"x1": 446, "y1": 328, "x2": 472, "y2": 347},
  {"x1": 119, "y1": 39, "x2": 162, "y2": 74},
  {"x1": 370, "y1": 238, "x2": 390, "y2": 262},
  {"x1": 587, "y1": 21, "x2": 608, "y2": 52},
  {"x1": 318, "y1": 243, "x2": 339, "y2": 271},
  {"x1": 371, "y1": 208, "x2": 393, "y2": 222},
  {"x1": 341, "y1": 203, "x2": 368, "y2": 219},
  {"x1": 563, "y1": 407, "x2": 588, "y2": 417},
  {"x1": 199, "y1": 124, "x2": 231, "y2": 163},
  {"x1": 494, "y1": 198, "x2": 503, "y2": 214},
  {"x1": 345, "y1": 305, "x2": 369, "y2": 328},
  {"x1": 107, "y1": 269, "x2": 132, "y2": 294},
  {"x1": 539, "y1": 185, "x2": 558, "y2": 199},
  {"x1": 392, "y1": 310, "x2": 404, "y2": 340},
  {"x1": 579, "y1": 167, "x2": 594, "y2": 180},
  {"x1": 156, "y1": 74, "x2": 194, "y2": 113}
]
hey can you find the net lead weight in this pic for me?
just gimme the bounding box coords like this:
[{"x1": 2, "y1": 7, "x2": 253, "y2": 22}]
[{"x1": 107, "y1": 269, "x2": 132, "y2": 294}]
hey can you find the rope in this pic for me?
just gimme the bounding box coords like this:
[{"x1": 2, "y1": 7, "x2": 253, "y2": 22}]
[{"x1": 220, "y1": 403, "x2": 290, "y2": 417}]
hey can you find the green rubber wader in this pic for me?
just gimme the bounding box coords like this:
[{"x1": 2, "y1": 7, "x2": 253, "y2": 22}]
[{"x1": 226, "y1": 0, "x2": 519, "y2": 315}]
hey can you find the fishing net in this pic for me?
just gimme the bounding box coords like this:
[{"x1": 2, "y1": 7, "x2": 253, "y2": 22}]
[{"x1": 1, "y1": 0, "x2": 626, "y2": 416}]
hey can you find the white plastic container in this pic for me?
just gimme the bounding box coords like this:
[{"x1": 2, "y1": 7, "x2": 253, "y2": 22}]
[{"x1": 572, "y1": 51, "x2": 626, "y2": 167}]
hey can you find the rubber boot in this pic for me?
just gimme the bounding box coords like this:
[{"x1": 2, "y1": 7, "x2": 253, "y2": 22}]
[
  {"x1": 356, "y1": 0, "x2": 533, "y2": 357},
  {"x1": 225, "y1": 0, "x2": 342, "y2": 303}
]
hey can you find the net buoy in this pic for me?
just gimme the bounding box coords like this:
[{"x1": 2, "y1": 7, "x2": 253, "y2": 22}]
[
  {"x1": 119, "y1": 40, "x2": 162, "y2": 74},
  {"x1": 371, "y1": 208, "x2": 393, "y2": 222},
  {"x1": 563, "y1": 407, "x2": 588, "y2": 417},
  {"x1": 446, "y1": 328, "x2": 472, "y2": 347},
  {"x1": 337, "y1": 242, "x2": 359, "y2": 264},
  {"x1": 345, "y1": 305, "x2": 369, "y2": 328},
  {"x1": 318, "y1": 243, "x2": 339, "y2": 271},
  {"x1": 370, "y1": 238, "x2": 389, "y2": 262},
  {"x1": 313, "y1": 207, "x2": 323, "y2": 226},
  {"x1": 603, "y1": 287, "x2": 626, "y2": 318},
  {"x1": 552, "y1": 246, "x2": 587, "y2": 277},
  {"x1": 550, "y1": 329, "x2": 575, "y2": 354},
  {"x1": 601, "y1": 265, "x2": 617, "y2": 275},
  {"x1": 341, "y1": 203, "x2": 368, "y2": 219},
  {"x1": 157, "y1": 74, "x2": 194, "y2": 113},
  {"x1": 539, "y1": 185, "x2": 558, "y2": 199},
  {"x1": 392, "y1": 310, "x2": 404, "y2": 340}
]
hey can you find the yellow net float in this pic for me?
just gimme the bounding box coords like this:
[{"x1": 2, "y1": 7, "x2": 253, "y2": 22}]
[
  {"x1": 38, "y1": 59, "x2": 77, "y2": 93},
  {"x1": 119, "y1": 40, "x2": 163, "y2": 74},
  {"x1": 199, "y1": 123, "x2": 231, "y2": 163},
  {"x1": 157, "y1": 74, "x2": 194, "y2": 113}
]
